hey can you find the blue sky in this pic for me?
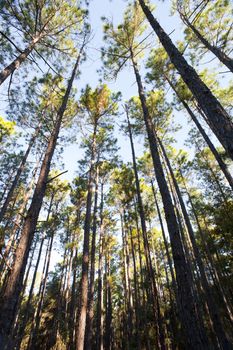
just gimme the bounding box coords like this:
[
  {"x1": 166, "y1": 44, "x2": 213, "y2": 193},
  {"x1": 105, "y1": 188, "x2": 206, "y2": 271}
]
[{"x1": 60, "y1": 0, "x2": 191, "y2": 182}]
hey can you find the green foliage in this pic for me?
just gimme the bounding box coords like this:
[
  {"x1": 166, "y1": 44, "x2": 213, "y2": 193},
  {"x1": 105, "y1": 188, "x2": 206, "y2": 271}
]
[
  {"x1": 102, "y1": 2, "x2": 149, "y2": 78},
  {"x1": 0, "y1": 116, "x2": 15, "y2": 143}
]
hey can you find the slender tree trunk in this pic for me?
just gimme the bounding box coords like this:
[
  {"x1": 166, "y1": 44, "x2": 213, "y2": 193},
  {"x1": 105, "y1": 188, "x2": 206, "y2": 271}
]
[
  {"x1": 180, "y1": 170, "x2": 233, "y2": 324},
  {"x1": 0, "y1": 33, "x2": 44, "y2": 86},
  {"x1": 68, "y1": 211, "x2": 81, "y2": 350},
  {"x1": 138, "y1": 0, "x2": 233, "y2": 160},
  {"x1": 0, "y1": 124, "x2": 41, "y2": 223},
  {"x1": 0, "y1": 156, "x2": 41, "y2": 277},
  {"x1": 69, "y1": 247, "x2": 78, "y2": 350},
  {"x1": 96, "y1": 182, "x2": 104, "y2": 350},
  {"x1": 159, "y1": 138, "x2": 232, "y2": 349},
  {"x1": 27, "y1": 229, "x2": 55, "y2": 350},
  {"x1": 0, "y1": 50, "x2": 83, "y2": 349},
  {"x1": 131, "y1": 53, "x2": 208, "y2": 349},
  {"x1": 17, "y1": 194, "x2": 54, "y2": 348},
  {"x1": 133, "y1": 201, "x2": 151, "y2": 350},
  {"x1": 105, "y1": 253, "x2": 112, "y2": 350},
  {"x1": 125, "y1": 106, "x2": 165, "y2": 350},
  {"x1": 151, "y1": 180, "x2": 180, "y2": 345},
  {"x1": 75, "y1": 124, "x2": 97, "y2": 350},
  {"x1": 20, "y1": 192, "x2": 51, "y2": 308},
  {"x1": 180, "y1": 14, "x2": 233, "y2": 73},
  {"x1": 85, "y1": 165, "x2": 99, "y2": 350},
  {"x1": 16, "y1": 235, "x2": 45, "y2": 349},
  {"x1": 151, "y1": 181, "x2": 177, "y2": 295},
  {"x1": 9, "y1": 236, "x2": 38, "y2": 342},
  {"x1": 165, "y1": 76, "x2": 233, "y2": 190},
  {"x1": 129, "y1": 226, "x2": 141, "y2": 350},
  {"x1": 121, "y1": 213, "x2": 133, "y2": 343}
]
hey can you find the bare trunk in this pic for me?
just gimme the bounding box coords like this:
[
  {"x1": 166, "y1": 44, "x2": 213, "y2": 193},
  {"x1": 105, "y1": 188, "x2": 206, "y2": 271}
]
[
  {"x1": 131, "y1": 54, "x2": 208, "y2": 349},
  {"x1": 180, "y1": 170, "x2": 233, "y2": 324},
  {"x1": 181, "y1": 14, "x2": 233, "y2": 73},
  {"x1": 0, "y1": 34, "x2": 43, "y2": 86},
  {"x1": 85, "y1": 165, "x2": 99, "y2": 350},
  {"x1": 0, "y1": 157, "x2": 41, "y2": 277},
  {"x1": 151, "y1": 181, "x2": 177, "y2": 299},
  {"x1": 159, "y1": 138, "x2": 232, "y2": 349},
  {"x1": 75, "y1": 125, "x2": 97, "y2": 350},
  {"x1": 0, "y1": 124, "x2": 41, "y2": 223},
  {"x1": 69, "y1": 247, "x2": 78, "y2": 350},
  {"x1": 105, "y1": 253, "x2": 112, "y2": 350},
  {"x1": 27, "y1": 229, "x2": 55, "y2": 350},
  {"x1": 126, "y1": 107, "x2": 165, "y2": 350},
  {"x1": 96, "y1": 182, "x2": 104, "y2": 350},
  {"x1": 133, "y1": 201, "x2": 151, "y2": 350},
  {"x1": 129, "y1": 226, "x2": 141, "y2": 350},
  {"x1": 121, "y1": 213, "x2": 133, "y2": 343},
  {"x1": 165, "y1": 76, "x2": 233, "y2": 191}
]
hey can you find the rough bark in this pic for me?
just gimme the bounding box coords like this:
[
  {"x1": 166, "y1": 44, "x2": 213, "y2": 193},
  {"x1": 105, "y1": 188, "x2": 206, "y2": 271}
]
[
  {"x1": 129, "y1": 226, "x2": 141, "y2": 350},
  {"x1": 85, "y1": 165, "x2": 99, "y2": 350},
  {"x1": 180, "y1": 169, "x2": 233, "y2": 324},
  {"x1": 75, "y1": 125, "x2": 97, "y2": 350},
  {"x1": 96, "y1": 182, "x2": 104, "y2": 350},
  {"x1": 159, "y1": 138, "x2": 232, "y2": 349},
  {"x1": 151, "y1": 181, "x2": 178, "y2": 301},
  {"x1": 165, "y1": 76, "x2": 233, "y2": 191},
  {"x1": 105, "y1": 253, "x2": 113, "y2": 350},
  {"x1": 27, "y1": 229, "x2": 55, "y2": 350},
  {"x1": 0, "y1": 33, "x2": 44, "y2": 86},
  {"x1": 126, "y1": 107, "x2": 165, "y2": 350},
  {"x1": 131, "y1": 54, "x2": 208, "y2": 349},
  {"x1": 180, "y1": 14, "x2": 233, "y2": 73},
  {"x1": 121, "y1": 213, "x2": 133, "y2": 343},
  {"x1": 0, "y1": 157, "x2": 41, "y2": 277}
]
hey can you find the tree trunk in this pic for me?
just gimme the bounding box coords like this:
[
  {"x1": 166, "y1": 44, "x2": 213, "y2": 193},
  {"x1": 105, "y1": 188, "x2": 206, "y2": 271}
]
[
  {"x1": 131, "y1": 53, "x2": 208, "y2": 349},
  {"x1": 181, "y1": 14, "x2": 233, "y2": 73},
  {"x1": 133, "y1": 201, "x2": 151, "y2": 350},
  {"x1": 138, "y1": 0, "x2": 233, "y2": 160},
  {"x1": 121, "y1": 213, "x2": 133, "y2": 344},
  {"x1": 125, "y1": 106, "x2": 165, "y2": 350},
  {"x1": 165, "y1": 76, "x2": 233, "y2": 191},
  {"x1": 129, "y1": 225, "x2": 141, "y2": 350},
  {"x1": 0, "y1": 50, "x2": 83, "y2": 350},
  {"x1": 0, "y1": 33, "x2": 43, "y2": 86},
  {"x1": 151, "y1": 181, "x2": 179, "y2": 307},
  {"x1": 159, "y1": 138, "x2": 232, "y2": 349},
  {"x1": 0, "y1": 156, "x2": 41, "y2": 277},
  {"x1": 69, "y1": 246, "x2": 78, "y2": 350},
  {"x1": 180, "y1": 169, "x2": 233, "y2": 324},
  {"x1": 17, "y1": 194, "x2": 53, "y2": 350},
  {"x1": 105, "y1": 253, "x2": 112, "y2": 350},
  {"x1": 10, "y1": 236, "x2": 38, "y2": 344},
  {"x1": 85, "y1": 165, "x2": 99, "y2": 350},
  {"x1": 27, "y1": 229, "x2": 55, "y2": 350},
  {"x1": 75, "y1": 124, "x2": 97, "y2": 350},
  {"x1": 0, "y1": 124, "x2": 41, "y2": 223},
  {"x1": 0, "y1": 125, "x2": 41, "y2": 223},
  {"x1": 96, "y1": 182, "x2": 104, "y2": 350}
]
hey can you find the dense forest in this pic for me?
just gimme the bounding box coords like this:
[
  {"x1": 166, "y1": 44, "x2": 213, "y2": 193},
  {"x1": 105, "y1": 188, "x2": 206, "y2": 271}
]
[{"x1": 0, "y1": 0, "x2": 232, "y2": 349}]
